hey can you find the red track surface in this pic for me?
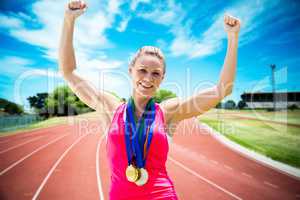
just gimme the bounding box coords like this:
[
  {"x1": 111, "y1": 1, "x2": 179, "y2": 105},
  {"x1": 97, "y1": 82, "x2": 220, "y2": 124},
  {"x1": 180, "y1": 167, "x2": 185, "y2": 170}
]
[{"x1": 0, "y1": 118, "x2": 299, "y2": 200}]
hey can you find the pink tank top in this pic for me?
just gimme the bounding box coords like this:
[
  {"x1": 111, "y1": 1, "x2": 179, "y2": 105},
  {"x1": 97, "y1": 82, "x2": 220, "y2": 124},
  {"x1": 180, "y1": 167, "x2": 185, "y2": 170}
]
[{"x1": 106, "y1": 103, "x2": 179, "y2": 200}]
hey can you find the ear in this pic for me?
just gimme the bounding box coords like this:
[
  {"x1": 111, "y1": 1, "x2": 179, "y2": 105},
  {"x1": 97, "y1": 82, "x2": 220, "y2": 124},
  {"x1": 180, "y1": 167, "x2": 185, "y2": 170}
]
[{"x1": 128, "y1": 66, "x2": 132, "y2": 75}]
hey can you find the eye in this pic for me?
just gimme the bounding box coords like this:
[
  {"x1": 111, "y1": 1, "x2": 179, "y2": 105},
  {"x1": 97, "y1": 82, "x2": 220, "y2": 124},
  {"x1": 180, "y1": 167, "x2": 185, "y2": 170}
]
[
  {"x1": 138, "y1": 69, "x2": 147, "y2": 74},
  {"x1": 152, "y1": 72, "x2": 161, "y2": 78}
]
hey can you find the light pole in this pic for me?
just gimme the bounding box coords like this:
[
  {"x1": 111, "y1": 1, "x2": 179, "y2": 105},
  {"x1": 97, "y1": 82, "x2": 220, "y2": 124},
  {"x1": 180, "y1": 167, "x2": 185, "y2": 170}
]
[{"x1": 270, "y1": 64, "x2": 276, "y2": 111}]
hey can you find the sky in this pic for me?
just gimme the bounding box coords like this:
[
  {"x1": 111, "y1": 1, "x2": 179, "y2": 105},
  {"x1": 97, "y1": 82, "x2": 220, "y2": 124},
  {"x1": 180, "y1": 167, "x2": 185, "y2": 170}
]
[{"x1": 0, "y1": 0, "x2": 300, "y2": 111}]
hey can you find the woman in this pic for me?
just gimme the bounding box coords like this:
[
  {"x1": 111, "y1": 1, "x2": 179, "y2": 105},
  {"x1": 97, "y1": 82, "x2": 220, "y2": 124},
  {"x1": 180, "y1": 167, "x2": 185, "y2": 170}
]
[{"x1": 59, "y1": 0, "x2": 241, "y2": 199}]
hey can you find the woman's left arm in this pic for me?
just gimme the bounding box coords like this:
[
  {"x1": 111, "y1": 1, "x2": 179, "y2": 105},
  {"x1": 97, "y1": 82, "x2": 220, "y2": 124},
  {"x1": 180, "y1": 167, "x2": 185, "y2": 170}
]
[{"x1": 162, "y1": 14, "x2": 241, "y2": 123}]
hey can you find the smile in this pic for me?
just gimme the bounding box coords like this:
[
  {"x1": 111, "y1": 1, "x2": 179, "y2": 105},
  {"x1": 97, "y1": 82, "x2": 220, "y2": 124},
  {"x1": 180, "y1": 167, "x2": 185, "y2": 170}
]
[{"x1": 139, "y1": 82, "x2": 153, "y2": 89}]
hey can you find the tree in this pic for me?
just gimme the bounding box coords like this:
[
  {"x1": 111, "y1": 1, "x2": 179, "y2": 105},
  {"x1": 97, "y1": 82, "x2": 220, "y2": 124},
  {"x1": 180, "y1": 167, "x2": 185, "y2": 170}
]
[
  {"x1": 153, "y1": 89, "x2": 177, "y2": 103},
  {"x1": 0, "y1": 98, "x2": 24, "y2": 115},
  {"x1": 224, "y1": 100, "x2": 236, "y2": 109},
  {"x1": 27, "y1": 93, "x2": 49, "y2": 117},
  {"x1": 215, "y1": 102, "x2": 223, "y2": 108},
  {"x1": 288, "y1": 104, "x2": 298, "y2": 111},
  {"x1": 45, "y1": 86, "x2": 93, "y2": 117},
  {"x1": 237, "y1": 100, "x2": 247, "y2": 109},
  {"x1": 27, "y1": 93, "x2": 48, "y2": 109}
]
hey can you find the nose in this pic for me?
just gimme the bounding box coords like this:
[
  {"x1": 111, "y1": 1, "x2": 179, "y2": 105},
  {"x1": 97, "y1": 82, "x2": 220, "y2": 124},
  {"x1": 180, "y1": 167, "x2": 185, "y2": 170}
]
[{"x1": 143, "y1": 72, "x2": 153, "y2": 82}]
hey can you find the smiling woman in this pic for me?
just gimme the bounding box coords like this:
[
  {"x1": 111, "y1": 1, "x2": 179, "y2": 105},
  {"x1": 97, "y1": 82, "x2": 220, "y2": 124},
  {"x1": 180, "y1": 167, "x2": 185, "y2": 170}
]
[
  {"x1": 58, "y1": 0, "x2": 241, "y2": 199},
  {"x1": 128, "y1": 46, "x2": 166, "y2": 117}
]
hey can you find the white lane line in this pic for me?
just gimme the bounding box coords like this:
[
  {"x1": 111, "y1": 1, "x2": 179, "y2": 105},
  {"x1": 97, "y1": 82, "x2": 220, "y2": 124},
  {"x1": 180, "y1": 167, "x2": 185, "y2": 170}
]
[
  {"x1": 0, "y1": 136, "x2": 45, "y2": 154},
  {"x1": 18, "y1": 127, "x2": 68, "y2": 139},
  {"x1": 23, "y1": 192, "x2": 33, "y2": 197},
  {"x1": 169, "y1": 157, "x2": 243, "y2": 200},
  {"x1": 0, "y1": 132, "x2": 43, "y2": 144},
  {"x1": 96, "y1": 134, "x2": 107, "y2": 200},
  {"x1": 241, "y1": 172, "x2": 253, "y2": 179},
  {"x1": 197, "y1": 154, "x2": 206, "y2": 160},
  {"x1": 224, "y1": 165, "x2": 233, "y2": 170},
  {"x1": 0, "y1": 129, "x2": 46, "y2": 139},
  {"x1": 32, "y1": 133, "x2": 88, "y2": 200},
  {"x1": 0, "y1": 139, "x2": 11, "y2": 144},
  {"x1": 210, "y1": 160, "x2": 219, "y2": 165},
  {"x1": 263, "y1": 181, "x2": 279, "y2": 189},
  {"x1": 0, "y1": 134, "x2": 69, "y2": 176}
]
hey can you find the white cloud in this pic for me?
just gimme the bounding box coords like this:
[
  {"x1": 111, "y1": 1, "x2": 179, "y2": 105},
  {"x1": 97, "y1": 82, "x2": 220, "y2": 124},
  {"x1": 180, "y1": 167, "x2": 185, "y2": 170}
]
[
  {"x1": 130, "y1": 0, "x2": 151, "y2": 11},
  {"x1": 0, "y1": 14, "x2": 24, "y2": 29},
  {"x1": 0, "y1": 56, "x2": 63, "y2": 88},
  {"x1": 137, "y1": 0, "x2": 184, "y2": 26},
  {"x1": 73, "y1": 68, "x2": 132, "y2": 99},
  {"x1": 117, "y1": 16, "x2": 131, "y2": 32},
  {"x1": 0, "y1": 0, "x2": 133, "y2": 105},
  {"x1": 156, "y1": 39, "x2": 167, "y2": 50},
  {"x1": 108, "y1": 0, "x2": 122, "y2": 15},
  {"x1": 2, "y1": 56, "x2": 33, "y2": 66},
  {"x1": 137, "y1": 0, "x2": 282, "y2": 59},
  {"x1": 0, "y1": 0, "x2": 124, "y2": 64},
  {"x1": 0, "y1": 56, "x2": 34, "y2": 76}
]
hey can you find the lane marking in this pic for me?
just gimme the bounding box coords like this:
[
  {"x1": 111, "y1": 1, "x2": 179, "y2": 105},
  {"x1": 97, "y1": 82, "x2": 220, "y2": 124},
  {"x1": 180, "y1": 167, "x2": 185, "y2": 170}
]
[
  {"x1": 0, "y1": 130, "x2": 44, "y2": 140},
  {"x1": 23, "y1": 192, "x2": 33, "y2": 197},
  {"x1": 224, "y1": 165, "x2": 233, "y2": 170},
  {"x1": 0, "y1": 125, "x2": 65, "y2": 139},
  {"x1": 32, "y1": 133, "x2": 88, "y2": 200},
  {"x1": 210, "y1": 160, "x2": 218, "y2": 165},
  {"x1": 0, "y1": 139, "x2": 11, "y2": 144},
  {"x1": 0, "y1": 134, "x2": 69, "y2": 176},
  {"x1": 96, "y1": 133, "x2": 106, "y2": 200},
  {"x1": 263, "y1": 181, "x2": 279, "y2": 189},
  {"x1": 169, "y1": 156, "x2": 243, "y2": 200},
  {"x1": 0, "y1": 136, "x2": 45, "y2": 154},
  {"x1": 241, "y1": 172, "x2": 253, "y2": 179},
  {"x1": 197, "y1": 154, "x2": 206, "y2": 160}
]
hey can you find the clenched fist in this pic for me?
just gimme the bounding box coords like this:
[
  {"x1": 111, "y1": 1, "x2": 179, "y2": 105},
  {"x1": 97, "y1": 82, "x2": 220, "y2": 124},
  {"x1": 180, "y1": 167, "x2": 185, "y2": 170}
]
[
  {"x1": 65, "y1": 0, "x2": 87, "y2": 21},
  {"x1": 224, "y1": 14, "x2": 241, "y2": 35}
]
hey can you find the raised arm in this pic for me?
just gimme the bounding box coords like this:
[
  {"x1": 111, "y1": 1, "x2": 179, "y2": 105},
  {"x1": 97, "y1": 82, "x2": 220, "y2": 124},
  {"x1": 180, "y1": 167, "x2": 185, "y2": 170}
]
[
  {"x1": 59, "y1": 0, "x2": 120, "y2": 117},
  {"x1": 162, "y1": 14, "x2": 241, "y2": 123}
]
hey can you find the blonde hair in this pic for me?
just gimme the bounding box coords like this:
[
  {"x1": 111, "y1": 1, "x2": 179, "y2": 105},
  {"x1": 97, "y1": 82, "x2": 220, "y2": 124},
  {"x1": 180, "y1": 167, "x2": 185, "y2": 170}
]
[{"x1": 129, "y1": 46, "x2": 166, "y2": 74}]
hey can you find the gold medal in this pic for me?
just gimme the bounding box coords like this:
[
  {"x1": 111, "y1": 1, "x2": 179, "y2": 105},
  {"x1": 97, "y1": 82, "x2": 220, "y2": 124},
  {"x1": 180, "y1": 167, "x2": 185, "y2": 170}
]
[
  {"x1": 135, "y1": 168, "x2": 149, "y2": 186},
  {"x1": 126, "y1": 165, "x2": 139, "y2": 182}
]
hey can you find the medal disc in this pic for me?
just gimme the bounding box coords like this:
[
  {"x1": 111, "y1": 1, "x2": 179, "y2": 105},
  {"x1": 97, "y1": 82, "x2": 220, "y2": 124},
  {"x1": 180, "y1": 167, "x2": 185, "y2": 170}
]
[
  {"x1": 135, "y1": 168, "x2": 149, "y2": 186},
  {"x1": 126, "y1": 165, "x2": 139, "y2": 182}
]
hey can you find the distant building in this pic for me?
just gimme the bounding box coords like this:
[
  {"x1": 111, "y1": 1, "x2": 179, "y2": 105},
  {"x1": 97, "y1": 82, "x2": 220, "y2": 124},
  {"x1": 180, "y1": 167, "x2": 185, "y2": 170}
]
[{"x1": 240, "y1": 92, "x2": 300, "y2": 109}]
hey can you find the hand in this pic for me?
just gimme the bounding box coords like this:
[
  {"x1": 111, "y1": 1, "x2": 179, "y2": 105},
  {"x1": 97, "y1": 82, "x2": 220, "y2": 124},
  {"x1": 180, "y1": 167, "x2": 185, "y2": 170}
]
[
  {"x1": 65, "y1": 0, "x2": 87, "y2": 21},
  {"x1": 224, "y1": 14, "x2": 241, "y2": 36}
]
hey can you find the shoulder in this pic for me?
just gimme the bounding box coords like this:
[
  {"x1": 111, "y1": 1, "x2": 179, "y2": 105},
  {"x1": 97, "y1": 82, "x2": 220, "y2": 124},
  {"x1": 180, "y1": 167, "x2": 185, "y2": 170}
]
[
  {"x1": 101, "y1": 101, "x2": 124, "y2": 124},
  {"x1": 159, "y1": 97, "x2": 180, "y2": 124}
]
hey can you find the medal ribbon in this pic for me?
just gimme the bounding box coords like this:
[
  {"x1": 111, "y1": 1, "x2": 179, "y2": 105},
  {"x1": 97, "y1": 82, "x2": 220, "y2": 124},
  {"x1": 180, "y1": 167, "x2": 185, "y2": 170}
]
[{"x1": 124, "y1": 97, "x2": 155, "y2": 168}]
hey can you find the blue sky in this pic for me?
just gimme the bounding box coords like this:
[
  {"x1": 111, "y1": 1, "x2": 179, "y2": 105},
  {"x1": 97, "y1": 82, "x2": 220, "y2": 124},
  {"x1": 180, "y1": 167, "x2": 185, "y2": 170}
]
[{"x1": 0, "y1": 0, "x2": 300, "y2": 111}]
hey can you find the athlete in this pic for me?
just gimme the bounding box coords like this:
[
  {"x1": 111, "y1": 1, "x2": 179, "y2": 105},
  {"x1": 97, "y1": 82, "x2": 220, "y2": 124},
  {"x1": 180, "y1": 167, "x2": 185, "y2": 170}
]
[{"x1": 59, "y1": 0, "x2": 241, "y2": 199}]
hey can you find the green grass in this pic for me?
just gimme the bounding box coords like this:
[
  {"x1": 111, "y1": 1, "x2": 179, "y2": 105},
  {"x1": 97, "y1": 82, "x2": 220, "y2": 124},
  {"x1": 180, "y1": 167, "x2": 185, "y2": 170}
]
[
  {"x1": 199, "y1": 109, "x2": 300, "y2": 168},
  {"x1": 211, "y1": 108, "x2": 300, "y2": 125}
]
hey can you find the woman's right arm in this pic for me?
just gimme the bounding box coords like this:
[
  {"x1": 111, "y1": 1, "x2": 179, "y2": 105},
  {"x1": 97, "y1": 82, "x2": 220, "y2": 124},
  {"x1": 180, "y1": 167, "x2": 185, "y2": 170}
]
[{"x1": 59, "y1": 0, "x2": 121, "y2": 117}]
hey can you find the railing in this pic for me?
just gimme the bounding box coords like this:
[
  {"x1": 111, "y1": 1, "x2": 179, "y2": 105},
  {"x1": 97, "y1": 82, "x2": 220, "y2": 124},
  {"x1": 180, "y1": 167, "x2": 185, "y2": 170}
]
[{"x1": 0, "y1": 114, "x2": 44, "y2": 132}]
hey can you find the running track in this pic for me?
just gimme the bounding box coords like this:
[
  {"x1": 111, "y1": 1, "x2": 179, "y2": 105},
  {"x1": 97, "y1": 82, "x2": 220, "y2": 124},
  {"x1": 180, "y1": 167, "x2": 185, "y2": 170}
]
[{"x1": 0, "y1": 118, "x2": 299, "y2": 200}]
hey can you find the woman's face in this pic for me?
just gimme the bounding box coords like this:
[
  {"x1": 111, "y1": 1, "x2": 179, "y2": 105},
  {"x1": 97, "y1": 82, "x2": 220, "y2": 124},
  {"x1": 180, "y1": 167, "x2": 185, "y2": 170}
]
[{"x1": 129, "y1": 54, "x2": 165, "y2": 98}]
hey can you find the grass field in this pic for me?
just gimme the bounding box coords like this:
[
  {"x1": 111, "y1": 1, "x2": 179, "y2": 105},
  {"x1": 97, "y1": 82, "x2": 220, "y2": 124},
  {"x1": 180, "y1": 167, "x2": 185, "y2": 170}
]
[{"x1": 199, "y1": 109, "x2": 300, "y2": 168}]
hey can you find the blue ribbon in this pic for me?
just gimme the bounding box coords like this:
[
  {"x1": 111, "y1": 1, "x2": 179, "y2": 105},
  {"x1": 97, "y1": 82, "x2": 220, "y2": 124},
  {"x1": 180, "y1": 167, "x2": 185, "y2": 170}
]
[{"x1": 124, "y1": 97, "x2": 155, "y2": 168}]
